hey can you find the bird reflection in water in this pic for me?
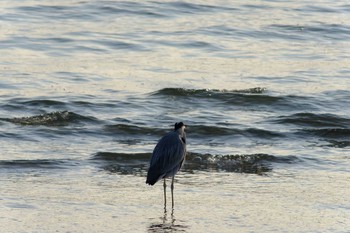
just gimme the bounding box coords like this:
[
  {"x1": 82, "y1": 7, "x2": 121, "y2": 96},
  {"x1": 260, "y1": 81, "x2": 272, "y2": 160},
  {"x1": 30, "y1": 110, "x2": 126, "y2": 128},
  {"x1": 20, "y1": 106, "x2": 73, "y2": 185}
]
[{"x1": 148, "y1": 208, "x2": 188, "y2": 233}]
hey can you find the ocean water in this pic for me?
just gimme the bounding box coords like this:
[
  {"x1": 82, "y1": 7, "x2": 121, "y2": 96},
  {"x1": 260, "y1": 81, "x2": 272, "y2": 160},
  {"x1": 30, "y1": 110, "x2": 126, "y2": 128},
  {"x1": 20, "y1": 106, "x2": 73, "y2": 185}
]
[{"x1": 0, "y1": 0, "x2": 350, "y2": 232}]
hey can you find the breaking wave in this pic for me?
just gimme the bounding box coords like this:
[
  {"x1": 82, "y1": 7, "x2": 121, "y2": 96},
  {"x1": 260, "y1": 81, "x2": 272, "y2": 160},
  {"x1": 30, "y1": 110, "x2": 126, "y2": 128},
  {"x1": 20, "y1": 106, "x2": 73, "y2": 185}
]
[
  {"x1": 150, "y1": 87, "x2": 318, "y2": 111},
  {"x1": 91, "y1": 151, "x2": 299, "y2": 175},
  {"x1": 152, "y1": 87, "x2": 267, "y2": 96},
  {"x1": 1, "y1": 111, "x2": 96, "y2": 126}
]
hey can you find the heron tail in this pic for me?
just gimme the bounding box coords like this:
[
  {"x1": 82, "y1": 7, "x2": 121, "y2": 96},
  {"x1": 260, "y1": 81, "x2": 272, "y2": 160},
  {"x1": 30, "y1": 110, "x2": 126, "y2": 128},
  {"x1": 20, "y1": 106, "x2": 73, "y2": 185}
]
[
  {"x1": 146, "y1": 176, "x2": 158, "y2": 185},
  {"x1": 146, "y1": 170, "x2": 161, "y2": 186}
]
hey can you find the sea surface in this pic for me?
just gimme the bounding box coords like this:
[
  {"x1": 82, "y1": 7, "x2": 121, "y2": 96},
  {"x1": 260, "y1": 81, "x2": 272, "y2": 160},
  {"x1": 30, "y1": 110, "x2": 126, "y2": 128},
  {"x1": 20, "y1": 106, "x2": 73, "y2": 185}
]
[{"x1": 1, "y1": 0, "x2": 350, "y2": 232}]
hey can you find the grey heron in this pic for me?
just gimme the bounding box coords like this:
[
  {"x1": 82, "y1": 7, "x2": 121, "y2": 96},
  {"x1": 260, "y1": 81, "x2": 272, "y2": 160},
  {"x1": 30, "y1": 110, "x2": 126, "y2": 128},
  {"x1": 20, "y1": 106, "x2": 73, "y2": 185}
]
[{"x1": 146, "y1": 122, "x2": 187, "y2": 209}]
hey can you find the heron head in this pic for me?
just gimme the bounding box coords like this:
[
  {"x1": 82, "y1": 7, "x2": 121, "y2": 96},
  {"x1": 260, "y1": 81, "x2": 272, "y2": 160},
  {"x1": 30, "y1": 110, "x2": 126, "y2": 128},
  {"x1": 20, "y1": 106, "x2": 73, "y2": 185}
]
[{"x1": 174, "y1": 122, "x2": 185, "y2": 131}]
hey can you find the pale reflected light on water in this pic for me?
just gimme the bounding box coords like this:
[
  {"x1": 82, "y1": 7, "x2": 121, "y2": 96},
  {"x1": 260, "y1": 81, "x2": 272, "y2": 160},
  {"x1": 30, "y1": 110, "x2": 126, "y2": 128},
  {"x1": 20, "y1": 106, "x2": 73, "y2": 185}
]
[
  {"x1": 1, "y1": 0, "x2": 350, "y2": 232},
  {"x1": 1, "y1": 170, "x2": 349, "y2": 232}
]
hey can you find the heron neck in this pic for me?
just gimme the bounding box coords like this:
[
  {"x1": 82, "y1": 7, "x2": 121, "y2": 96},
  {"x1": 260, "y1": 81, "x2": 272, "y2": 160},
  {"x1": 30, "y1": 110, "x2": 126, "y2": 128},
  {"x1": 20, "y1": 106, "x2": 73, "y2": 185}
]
[{"x1": 175, "y1": 128, "x2": 185, "y2": 137}]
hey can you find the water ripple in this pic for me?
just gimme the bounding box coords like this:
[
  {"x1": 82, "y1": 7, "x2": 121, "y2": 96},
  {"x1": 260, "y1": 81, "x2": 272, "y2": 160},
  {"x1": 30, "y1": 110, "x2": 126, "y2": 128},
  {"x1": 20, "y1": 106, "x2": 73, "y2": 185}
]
[
  {"x1": 274, "y1": 113, "x2": 350, "y2": 128},
  {"x1": 0, "y1": 159, "x2": 74, "y2": 170}
]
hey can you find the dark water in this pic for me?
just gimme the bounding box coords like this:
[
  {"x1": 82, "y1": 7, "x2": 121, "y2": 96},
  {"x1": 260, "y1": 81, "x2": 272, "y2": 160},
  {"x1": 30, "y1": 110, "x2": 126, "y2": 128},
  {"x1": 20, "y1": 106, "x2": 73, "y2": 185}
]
[{"x1": 1, "y1": 1, "x2": 350, "y2": 232}]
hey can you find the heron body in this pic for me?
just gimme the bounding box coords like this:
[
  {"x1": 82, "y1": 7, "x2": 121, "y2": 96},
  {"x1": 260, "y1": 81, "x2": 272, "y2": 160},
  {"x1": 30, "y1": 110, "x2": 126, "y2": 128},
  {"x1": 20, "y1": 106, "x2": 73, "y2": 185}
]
[{"x1": 146, "y1": 122, "x2": 186, "y2": 208}]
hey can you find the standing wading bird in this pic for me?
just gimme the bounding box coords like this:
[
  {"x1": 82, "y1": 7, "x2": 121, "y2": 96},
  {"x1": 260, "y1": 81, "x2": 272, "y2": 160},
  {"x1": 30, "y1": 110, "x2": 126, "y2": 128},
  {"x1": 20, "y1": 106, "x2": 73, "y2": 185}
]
[{"x1": 146, "y1": 122, "x2": 187, "y2": 209}]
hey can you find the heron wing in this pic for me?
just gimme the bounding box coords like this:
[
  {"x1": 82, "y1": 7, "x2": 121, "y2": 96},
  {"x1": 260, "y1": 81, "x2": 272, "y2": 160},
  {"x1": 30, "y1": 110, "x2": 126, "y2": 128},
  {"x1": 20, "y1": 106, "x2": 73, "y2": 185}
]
[{"x1": 147, "y1": 131, "x2": 186, "y2": 184}]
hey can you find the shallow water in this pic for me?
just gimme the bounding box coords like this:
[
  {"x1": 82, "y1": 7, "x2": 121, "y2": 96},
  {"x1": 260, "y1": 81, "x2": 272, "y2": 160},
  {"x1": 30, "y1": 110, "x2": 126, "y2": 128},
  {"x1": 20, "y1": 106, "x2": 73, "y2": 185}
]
[{"x1": 1, "y1": 0, "x2": 350, "y2": 232}]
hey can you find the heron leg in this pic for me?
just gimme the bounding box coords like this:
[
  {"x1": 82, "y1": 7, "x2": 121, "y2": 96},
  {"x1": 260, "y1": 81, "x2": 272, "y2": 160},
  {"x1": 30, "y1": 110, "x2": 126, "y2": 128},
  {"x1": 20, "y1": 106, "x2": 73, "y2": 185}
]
[
  {"x1": 163, "y1": 179, "x2": 167, "y2": 210},
  {"x1": 171, "y1": 176, "x2": 175, "y2": 209}
]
